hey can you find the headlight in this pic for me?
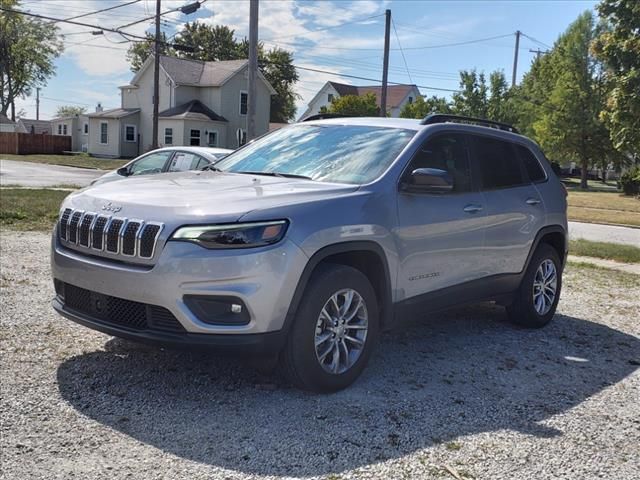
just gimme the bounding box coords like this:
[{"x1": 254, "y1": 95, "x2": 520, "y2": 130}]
[{"x1": 170, "y1": 220, "x2": 289, "y2": 249}]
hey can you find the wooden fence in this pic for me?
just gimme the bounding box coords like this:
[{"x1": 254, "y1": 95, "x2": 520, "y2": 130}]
[{"x1": 0, "y1": 132, "x2": 71, "y2": 155}]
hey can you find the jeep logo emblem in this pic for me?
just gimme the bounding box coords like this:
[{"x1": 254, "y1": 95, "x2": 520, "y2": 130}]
[{"x1": 102, "y1": 202, "x2": 122, "y2": 213}]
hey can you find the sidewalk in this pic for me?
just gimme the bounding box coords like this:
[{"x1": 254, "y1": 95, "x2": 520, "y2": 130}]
[{"x1": 568, "y1": 221, "x2": 639, "y2": 247}]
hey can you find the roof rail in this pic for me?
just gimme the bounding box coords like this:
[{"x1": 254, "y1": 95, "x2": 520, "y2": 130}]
[
  {"x1": 420, "y1": 113, "x2": 519, "y2": 134},
  {"x1": 300, "y1": 113, "x2": 353, "y2": 122}
]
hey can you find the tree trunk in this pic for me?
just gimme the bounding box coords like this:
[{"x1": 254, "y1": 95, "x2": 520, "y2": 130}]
[
  {"x1": 580, "y1": 158, "x2": 588, "y2": 190},
  {"x1": 601, "y1": 167, "x2": 607, "y2": 183}
]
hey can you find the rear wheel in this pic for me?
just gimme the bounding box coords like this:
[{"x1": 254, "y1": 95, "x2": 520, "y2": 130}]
[
  {"x1": 507, "y1": 243, "x2": 562, "y2": 328},
  {"x1": 280, "y1": 264, "x2": 379, "y2": 392}
]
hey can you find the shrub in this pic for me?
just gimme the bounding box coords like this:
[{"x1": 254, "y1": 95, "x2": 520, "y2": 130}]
[{"x1": 620, "y1": 166, "x2": 640, "y2": 196}]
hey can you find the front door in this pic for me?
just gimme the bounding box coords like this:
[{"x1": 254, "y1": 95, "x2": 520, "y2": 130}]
[{"x1": 395, "y1": 132, "x2": 487, "y2": 301}]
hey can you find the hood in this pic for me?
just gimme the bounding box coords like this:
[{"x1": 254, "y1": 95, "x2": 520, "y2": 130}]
[
  {"x1": 65, "y1": 170, "x2": 360, "y2": 224},
  {"x1": 91, "y1": 169, "x2": 122, "y2": 186}
]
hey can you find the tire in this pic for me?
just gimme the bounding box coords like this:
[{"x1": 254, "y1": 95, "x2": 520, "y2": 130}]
[
  {"x1": 280, "y1": 264, "x2": 379, "y2": 393},
  {"x1": 507, "y1": 243, "x2": 562, "y2": 328}
]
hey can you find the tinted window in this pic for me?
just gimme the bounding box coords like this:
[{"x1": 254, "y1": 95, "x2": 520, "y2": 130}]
[
  {"x1": 473, "y1": 136, "x2": 524, "y2": 189},
  {"x1": 215, "y1": 124, "x2": 415, "y2": 184},
  {"x1": 517, "y1": 145, "x2": 546, "y2": 182},
  {"x1": 407, "y1": 134, "x2": 472, "y2": 193}
]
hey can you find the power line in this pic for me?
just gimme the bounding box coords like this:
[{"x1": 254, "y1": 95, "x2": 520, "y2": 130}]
[
  {"x1": 261, "y1": 33, "x2": 515, "y2": 52},
  {"x1": 49, "y1": 0, "x2": 141, "y2": 24},
  {"x1": 0, "y1": 6, "x2": 151, "y2": 42},
  {"x1": 275, "y1": 63, "x2": 460, "y2": 93},
  {"x1": 40, "y1": 96, "x2": 91, "y2": 106},
  {"x1": 391, "y1": 17, "x2": 413, "y2": 84},
  {"x1": 521, "y1": 32, "x2": 552, "y2": 50}
]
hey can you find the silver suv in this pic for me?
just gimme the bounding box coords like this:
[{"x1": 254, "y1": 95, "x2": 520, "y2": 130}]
[{"x1": 51, "y1": 114, "x2": 568, "y2": 392}]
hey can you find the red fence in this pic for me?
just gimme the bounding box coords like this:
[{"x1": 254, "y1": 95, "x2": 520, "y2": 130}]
[{"x1": 0, "y1": 132, "x2": 71, "y2": 154}]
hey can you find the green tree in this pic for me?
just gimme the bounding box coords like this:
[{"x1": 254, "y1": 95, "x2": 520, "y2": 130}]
[
  {"x1": 451, "y1": 70, "x2": 488, "y2": 118},
  {"x1": 532, "y1": 11, "x2": 613, "y2": 189},
  {"x1": 592, "y1": 0, "x2": 640, "y2": 155},
  {"x1": 0, "y1": 0, "x2": 63, "y2": 120},
  {"x1": 126, "y1": 32, "x2": 174, "y2": 73},
  {"x1": 55, "y1": 105, "x2": 87, "y2": 117},
  {"x1": 173, "y1": 23, "x2": 239, "y2": 61},
  {"x1": 261, "y1": 48, "x2": 299, "y2": 123},
  {"x1": 486, "y1": 70, "x2": 518, "y2": 124},
  {"x1": 321, "y1": 93, "x2": 379, "y2": 116},
  {"x1": 400, "y1": 95, "x2": 451, "y2": 118}
]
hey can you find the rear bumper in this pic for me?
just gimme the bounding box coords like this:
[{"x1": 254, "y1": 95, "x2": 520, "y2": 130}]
[{"x1": 52, "y1": 297, "x2": 286, "y2": 354}]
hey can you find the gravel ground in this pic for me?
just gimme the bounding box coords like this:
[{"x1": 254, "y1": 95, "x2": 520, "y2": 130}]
[{"x1": 1, "y1": 230, "x2": 639, "y2": 480}]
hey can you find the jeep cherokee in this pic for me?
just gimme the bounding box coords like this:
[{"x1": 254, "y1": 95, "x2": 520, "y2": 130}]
[{"x1": 51, "y1": 114, "x2": 568, "y2": 392}]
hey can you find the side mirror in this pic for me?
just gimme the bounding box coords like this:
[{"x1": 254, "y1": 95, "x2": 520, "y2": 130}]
[
  {"x1": 117, "y1": 166, "x2": 130, "y2": 177},
  {"x1": 402, "y1": 168, "x2": 454, "y2": 193}
]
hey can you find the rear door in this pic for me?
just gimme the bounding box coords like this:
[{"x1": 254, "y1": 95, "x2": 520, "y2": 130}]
[
  {"x1": 469, "y1": 134, "x2": 545, "y2": 276},
  {"x1": 395, "y1": 132, "x2": 488, "y2": 299}
]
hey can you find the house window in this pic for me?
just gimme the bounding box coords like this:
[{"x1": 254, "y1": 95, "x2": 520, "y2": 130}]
[
  {"x1": 408, "y1": 96, "x2": 414, "y2": 104},
  {"x1": 239, "y1": 91, "x2": 248, "y2": 115},
  {"x1": 207, "y1": 131, "x2": 217, "y2": 147},
  {"x1": 100, "y1": 122, "x2": 108, "y2": 144},
  {"x1": 57, "y1": 124, "x2": 62, "y2": 135},
  {"x1": 164, "y1": 128, "x2": 173, "y2": 145},
  {"x1": 328, "y1": 93, "x2": 334, "y2": 103},
  {"x1": 83, "y1": 123, "x2": 88, "y2": 135},
  {"x1": 190, "y1": 129, "x2": 200, "y2": 146},
  {"x1": 124, "y1": 124, "x2": 136, "y2": 142},
  {"x1": 62, "y1": 124, "x2": 68, "y2": 135}
]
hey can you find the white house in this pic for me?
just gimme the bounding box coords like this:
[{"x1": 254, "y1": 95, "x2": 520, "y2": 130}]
[
  {"x1": 88, "y1": 55, "x2": 275, "y2": 157},
  {"x1": 300, "y1": 81, "x2": 421, "y2": 120},
  {"x1": 51, "y1": 114, "x2": 89, "y2": 152}
]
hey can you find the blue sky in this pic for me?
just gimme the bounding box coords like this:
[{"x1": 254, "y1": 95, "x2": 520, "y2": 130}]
[{"x1": 16, "y1": 0, "x2": 597, "y2": 120}]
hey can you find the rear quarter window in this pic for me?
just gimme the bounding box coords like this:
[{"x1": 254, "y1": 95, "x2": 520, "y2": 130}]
[{"x1": 516, "y1": 144, "x2": 547, "y2": 183}]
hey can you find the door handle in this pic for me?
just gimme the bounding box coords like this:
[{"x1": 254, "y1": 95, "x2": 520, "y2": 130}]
[
  {"x1": 463, "y1": 204, "x2": 483, "y2": 213},
  {"x1": 526, "y1": 198, "x2": 541, "y2": 205}
]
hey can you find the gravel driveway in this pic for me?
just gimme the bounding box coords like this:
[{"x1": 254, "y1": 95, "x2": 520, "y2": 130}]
[{"x1": 1, "y1": 231, "x2": 639, "y2": 480}]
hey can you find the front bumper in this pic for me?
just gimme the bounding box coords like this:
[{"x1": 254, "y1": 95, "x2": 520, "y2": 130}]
[
  {"x1": 52, "y1": 297, "x2": 286, "y2": 353},
  {"x1": 51, "y1": 233, "x2": 308, "y2": 343}
]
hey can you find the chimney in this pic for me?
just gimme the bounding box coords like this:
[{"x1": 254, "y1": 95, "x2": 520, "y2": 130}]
[{"x1": 96, "y1": 102, "x2": 103, "y2": 113}]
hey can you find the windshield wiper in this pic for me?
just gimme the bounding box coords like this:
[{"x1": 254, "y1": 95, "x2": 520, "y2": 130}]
[{"x1": 235, "y1": 171, "x2": 313, "y2": 180}]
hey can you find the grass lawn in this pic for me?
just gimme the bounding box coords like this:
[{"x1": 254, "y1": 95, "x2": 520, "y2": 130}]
[
  {"x1": 562, "y1": 177, "x2": 620, "y2": 192},
  {"x1": 567, "y1": 190, "x2": 640, "y2": 227},
  {"x1": 0, "y1": 154, "x2": 126, "y2": 170},
  {"x1": 0, "y1": 188, "x2": 69, "y2": 231},
  {"x1": 569, "y1": 239, "x2": 640, "y2": 264}
]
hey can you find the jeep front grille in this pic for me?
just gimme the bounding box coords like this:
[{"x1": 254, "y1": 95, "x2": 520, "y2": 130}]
[{"x1": 58, "y1": 208, "x2": 163, "y2": 261}]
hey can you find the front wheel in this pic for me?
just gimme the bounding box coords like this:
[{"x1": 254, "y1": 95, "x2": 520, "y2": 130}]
[
  {"x1": 507, "y1": 243, "x2": 562, "y2": 328},
  {"x1": 280, "y1": 264, "x2": 379, "y2": 392}
]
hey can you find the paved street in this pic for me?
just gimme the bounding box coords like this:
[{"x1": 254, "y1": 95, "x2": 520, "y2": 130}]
[
  {"x1": 0, "y1": 159, "x2": 104, "y2": 188},
  {"x1": 569, "y1": 221, "x2": 640, "y2": 247}
]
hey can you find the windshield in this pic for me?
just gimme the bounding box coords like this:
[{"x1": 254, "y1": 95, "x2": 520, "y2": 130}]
[{"x1": 214, "y1": 124, "x2": 416, "y2": 184}]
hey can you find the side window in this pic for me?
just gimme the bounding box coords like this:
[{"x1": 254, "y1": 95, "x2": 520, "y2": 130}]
[
  {"x1": 406, "y1": 133, "x2": 473, "y2": 193},
  {"x1": 516, "y1": 144, "x2": 546, "y2": 183},
  {"x1": 168, "y1": 152, "x2": 203, "y2": 172},
  {"x1": 472, "y1": 136, "x2": 525, "y2": 190},
  {"x1": 129, "y1": 151, "x2": 172, "y2": 175}
]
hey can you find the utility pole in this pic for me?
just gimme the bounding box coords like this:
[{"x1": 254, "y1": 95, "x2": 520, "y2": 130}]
[
  {"x1": 529, "y1": 48, "x2": 549, "y2": 60},
  {"x1": 36, "y1": 88, "x2": 40, "y2": 120},
  {"x1": 247, "y1": 0, "x2": 259, "y2": 141},
  {"x1": 380, "y1": 9, "x2": 391, "y2": 117},
  {"x1": 151, "y1": 0, "x2": 161, "y2": 149},
  {"x1": 511, "y1": 30, "x2": 521, "y2": 87}
]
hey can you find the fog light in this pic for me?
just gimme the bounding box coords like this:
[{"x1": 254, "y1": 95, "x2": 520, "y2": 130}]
[{"x1": 184, "y1": 295, "x2": 250, "y2": 325}]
